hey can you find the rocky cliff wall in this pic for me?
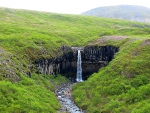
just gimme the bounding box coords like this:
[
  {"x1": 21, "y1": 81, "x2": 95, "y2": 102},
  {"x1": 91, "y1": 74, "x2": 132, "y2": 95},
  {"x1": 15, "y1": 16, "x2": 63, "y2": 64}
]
[{"x1": 35, "y1": 46, "x2": 119, "y2": 81}]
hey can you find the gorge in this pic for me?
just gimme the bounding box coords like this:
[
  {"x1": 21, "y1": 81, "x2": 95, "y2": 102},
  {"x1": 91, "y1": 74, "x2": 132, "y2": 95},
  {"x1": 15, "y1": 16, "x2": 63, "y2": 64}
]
[
  {"x1": 1, "y1": 7, "x2": 150, "y2": 113},
  {"x1": 35, "y1": 45, "x2": 119, "y2": 81}
]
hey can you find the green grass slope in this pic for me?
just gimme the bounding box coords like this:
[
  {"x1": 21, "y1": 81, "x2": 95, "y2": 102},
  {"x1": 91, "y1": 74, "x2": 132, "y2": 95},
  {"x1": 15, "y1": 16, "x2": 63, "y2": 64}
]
[
  {"x1": 72, "y1": 37, "x2": 150, "y2": 112},
  {"x1": 0, "y1": 74, "x2": 68, "y2": 113},
  {"x1": 0, "y1": 7, "x2": 150, "y2": 112}
]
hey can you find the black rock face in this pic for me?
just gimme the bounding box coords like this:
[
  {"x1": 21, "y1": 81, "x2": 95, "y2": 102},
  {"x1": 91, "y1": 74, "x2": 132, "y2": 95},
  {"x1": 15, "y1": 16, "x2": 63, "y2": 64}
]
[
  {"x1": 81, "y1": 46, "x2": 119, "y2": 80},
  {"x1": 35, "y1": 46, "x2": 119, "y2": 81}
]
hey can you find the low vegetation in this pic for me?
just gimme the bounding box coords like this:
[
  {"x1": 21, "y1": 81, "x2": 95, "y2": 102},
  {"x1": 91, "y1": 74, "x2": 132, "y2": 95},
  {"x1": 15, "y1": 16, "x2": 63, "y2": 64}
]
[
  {"x1": 0, "y1": 74, "x2": 69, "y2": 113},
  {"x1": 72, "y1": 37, "x2": 150, "y2": 112},
  {"x1": 0, "y1": 73, "x2": 69, "y2": 112},
  {"x1": 0, "y1": 7, "x2": 150, "y2": 112}
]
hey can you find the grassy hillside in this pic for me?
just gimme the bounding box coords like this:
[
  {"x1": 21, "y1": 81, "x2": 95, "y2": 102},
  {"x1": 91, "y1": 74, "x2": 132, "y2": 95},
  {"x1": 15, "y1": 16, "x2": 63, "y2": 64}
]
[
  {"x1": 0, "y1": 74, "x2": 69, "y2": 112},
  {"x1": 72, "y1": 37, "x2": 150, "y2": 112},
  {"x1": 0, "y1": 7, "x2": 150, "y2": 112},
  {"x1": 82, "y1": 5, "x2": 150, "y2": 22}
]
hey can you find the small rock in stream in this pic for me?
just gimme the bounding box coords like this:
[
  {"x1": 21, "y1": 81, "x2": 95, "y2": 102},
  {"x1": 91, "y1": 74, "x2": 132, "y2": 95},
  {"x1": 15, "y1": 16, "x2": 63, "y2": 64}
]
[{"x1": 56, "y1": 83, "x2": 85, "y2": 113}]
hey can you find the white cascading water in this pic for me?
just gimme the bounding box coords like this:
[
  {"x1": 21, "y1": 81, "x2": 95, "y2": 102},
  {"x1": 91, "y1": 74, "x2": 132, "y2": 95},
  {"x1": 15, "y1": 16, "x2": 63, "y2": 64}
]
[{"x1": 76, "y1": 49, "x2": 83, "y2": 82}]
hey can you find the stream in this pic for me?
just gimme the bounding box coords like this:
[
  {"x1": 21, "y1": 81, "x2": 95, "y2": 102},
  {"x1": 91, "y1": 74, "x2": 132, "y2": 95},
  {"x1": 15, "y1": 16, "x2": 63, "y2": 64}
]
[{"x1": 56, "y1": 83, "x2": 85, "y2": 113}]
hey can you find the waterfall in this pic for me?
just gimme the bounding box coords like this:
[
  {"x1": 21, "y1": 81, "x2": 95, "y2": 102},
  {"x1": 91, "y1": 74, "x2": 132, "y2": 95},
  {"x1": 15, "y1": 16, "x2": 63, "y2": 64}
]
[{"x1": 76, "y1": 49, "x2": 83, "y2": 82}]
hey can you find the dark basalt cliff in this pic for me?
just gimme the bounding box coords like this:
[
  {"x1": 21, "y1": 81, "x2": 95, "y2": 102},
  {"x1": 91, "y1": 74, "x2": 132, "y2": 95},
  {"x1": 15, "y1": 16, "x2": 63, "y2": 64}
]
[{"x1": 35, "y1": 46, "x2": 119, "y2": 81}]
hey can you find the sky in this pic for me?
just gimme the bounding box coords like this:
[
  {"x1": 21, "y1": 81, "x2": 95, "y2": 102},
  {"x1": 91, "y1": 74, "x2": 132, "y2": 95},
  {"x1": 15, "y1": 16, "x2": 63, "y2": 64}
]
[{"x1": 0, "y1": 0, "x2": 150, "y2": 14}]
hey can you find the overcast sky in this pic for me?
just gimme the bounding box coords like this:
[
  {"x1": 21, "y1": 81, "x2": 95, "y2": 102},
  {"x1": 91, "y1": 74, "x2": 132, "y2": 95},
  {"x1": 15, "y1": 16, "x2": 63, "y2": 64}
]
[{"x1": 0, "y1": 0, "x2": 150, "y2": 14}]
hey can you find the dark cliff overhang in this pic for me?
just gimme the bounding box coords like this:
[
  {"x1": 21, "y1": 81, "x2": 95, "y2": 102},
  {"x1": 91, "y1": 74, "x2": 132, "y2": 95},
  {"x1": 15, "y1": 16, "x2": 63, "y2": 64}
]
[{"x1": 35, "y1": 45, "x2": 119, "y2": 81}]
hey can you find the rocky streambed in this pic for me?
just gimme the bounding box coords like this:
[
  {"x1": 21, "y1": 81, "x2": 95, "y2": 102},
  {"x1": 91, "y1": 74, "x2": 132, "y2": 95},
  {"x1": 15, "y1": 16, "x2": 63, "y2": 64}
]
[{"x1": 56, "y1": 83, "x2": 85, "y2": 113}]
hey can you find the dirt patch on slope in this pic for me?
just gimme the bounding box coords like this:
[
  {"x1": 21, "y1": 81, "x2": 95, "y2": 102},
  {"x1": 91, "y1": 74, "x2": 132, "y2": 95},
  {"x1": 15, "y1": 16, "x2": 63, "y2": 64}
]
[
  {"x1": 88, "y1": 36, "x2": 128, "y2": 45},
  {"x1": 141, "y1": 39, "x2": 150, "y2": 45},
  {"x1": 0, "y1": 47, "x2": 6, "y2": 53}
]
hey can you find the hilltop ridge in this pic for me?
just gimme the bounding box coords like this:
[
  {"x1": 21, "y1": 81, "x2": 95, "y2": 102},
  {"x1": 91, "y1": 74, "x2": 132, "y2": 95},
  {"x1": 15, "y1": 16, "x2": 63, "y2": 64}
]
[{"x1": 82, "y1": 5, "x2": 150, "y2": 22}]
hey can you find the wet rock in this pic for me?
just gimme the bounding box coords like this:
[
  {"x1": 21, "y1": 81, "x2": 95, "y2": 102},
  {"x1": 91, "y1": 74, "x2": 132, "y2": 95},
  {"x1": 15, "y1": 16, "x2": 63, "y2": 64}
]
[
  {"x1": 56, "y1": 83, "x2": 84, "y2": 113},
  {"x1": 2, "y1": 60, "x2": 7, "y2": 65}
]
